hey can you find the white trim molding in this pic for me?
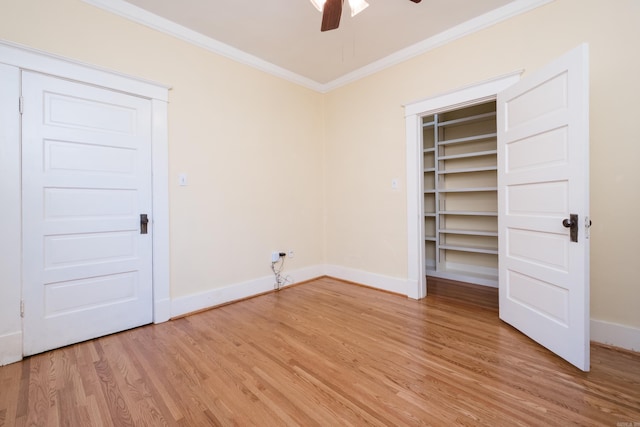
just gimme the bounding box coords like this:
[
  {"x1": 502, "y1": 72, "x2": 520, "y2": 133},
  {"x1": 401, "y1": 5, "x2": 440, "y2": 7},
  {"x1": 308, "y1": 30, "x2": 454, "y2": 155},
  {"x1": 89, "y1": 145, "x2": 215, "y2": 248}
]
[
  {"x1": 151, "y1": 98, "x2": 171, "y2": 323},
  {"x1": 403, "y1": 70, "x2": 523, "y2": 117},
  {"x1": 325, "y1": 0, "x2": 553, "y2": 92},
  {"x1": 0, "y1": 332, "x2": 23, "y2": 366},
  {"x1": 0, "y1": 40, "x2": 169, "y2": 100},
  {"x1": 0, "y1": 63, "x2": 23, "y2": 366},
  {"x1": 81, "y1": 0, "x2": 552, "y2": 93},
  {"x1": 324, "y1": 265, "x2": 410, "y2": 296},
  {"x1": 591, "y1": 319, "x2": 640, "y2": 353},
  {"x1": 0, "y1": 40, "x2": 171, "y2": 364},
  {"x1": 403, "y1": 71, "x2": 521, "y2": 300},
  {"x1": 81, "y1": 0, "x2": 323, "y2": 92},
  {"x1": 172, "y1": 263, "x2": 417, "y2": 318},
  {"x1": 171, "y1": 265, "x2": 325, "y2": 318}
]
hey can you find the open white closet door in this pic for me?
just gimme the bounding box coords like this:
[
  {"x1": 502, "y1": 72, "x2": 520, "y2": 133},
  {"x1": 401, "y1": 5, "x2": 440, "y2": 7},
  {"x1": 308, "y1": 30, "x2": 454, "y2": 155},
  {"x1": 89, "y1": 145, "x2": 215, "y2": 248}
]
[{"x1": 497, "y1": 44, "x2": 590, "y2": 371}]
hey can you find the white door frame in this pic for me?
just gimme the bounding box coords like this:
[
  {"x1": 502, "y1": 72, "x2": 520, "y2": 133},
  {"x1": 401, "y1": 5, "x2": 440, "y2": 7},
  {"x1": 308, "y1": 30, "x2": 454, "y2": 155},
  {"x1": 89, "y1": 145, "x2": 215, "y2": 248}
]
[
  {"x1": 0, "y1": 62, "x2": 22, "y2": 366},
  {"x1": 403, "y1": 71, "x2": 521, "y2": 300},
  {"x1": 0, "y1": 39, "x2": 170, "y2": 365}
]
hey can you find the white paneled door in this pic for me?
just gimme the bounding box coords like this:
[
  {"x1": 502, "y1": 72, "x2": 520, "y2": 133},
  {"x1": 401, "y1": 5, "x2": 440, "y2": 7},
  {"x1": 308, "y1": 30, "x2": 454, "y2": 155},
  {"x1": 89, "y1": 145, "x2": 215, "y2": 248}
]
[
  {"x1": 497, "y1": 45, "x2": 590, "y2": 371},
  {"x1": 22, "y1": 71, "x2": 153, "y2": 356}
]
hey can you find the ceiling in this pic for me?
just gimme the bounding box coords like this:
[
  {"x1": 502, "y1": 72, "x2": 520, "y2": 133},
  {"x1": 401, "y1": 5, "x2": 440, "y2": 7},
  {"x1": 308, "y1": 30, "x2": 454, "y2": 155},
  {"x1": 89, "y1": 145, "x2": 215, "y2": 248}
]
[{"x1": 89, "y1": 0, "x2": 546, "y2": 91}]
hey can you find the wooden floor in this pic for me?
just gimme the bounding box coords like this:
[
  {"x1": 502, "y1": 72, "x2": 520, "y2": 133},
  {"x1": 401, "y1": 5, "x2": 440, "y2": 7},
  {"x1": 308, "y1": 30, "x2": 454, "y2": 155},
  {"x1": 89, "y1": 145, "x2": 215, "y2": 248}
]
[{"x1": 1, "y1": 277, "x2": 639, "y2": 426}]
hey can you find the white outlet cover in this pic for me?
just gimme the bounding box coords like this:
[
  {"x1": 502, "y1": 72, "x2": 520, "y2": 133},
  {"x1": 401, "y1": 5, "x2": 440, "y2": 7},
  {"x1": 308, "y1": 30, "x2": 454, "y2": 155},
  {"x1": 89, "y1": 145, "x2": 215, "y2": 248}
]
[
  {"x1": 179, "y1": 173, "x2": 188, "y2": 186},
  {"x1": 391, "y1": 178, "x2": 399, "y2": 189}
]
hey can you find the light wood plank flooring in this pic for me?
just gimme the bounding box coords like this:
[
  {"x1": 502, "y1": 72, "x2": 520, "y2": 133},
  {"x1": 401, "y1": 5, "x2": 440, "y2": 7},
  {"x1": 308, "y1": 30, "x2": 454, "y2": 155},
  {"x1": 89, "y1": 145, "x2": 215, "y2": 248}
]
[{"x1": 1, "y1": 277, "x2": 639, "y2": 426}]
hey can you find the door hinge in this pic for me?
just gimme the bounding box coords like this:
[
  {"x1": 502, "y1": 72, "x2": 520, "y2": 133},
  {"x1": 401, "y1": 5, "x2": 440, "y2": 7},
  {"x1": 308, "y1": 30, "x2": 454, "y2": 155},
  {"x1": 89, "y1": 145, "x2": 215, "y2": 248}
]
[
  {"x1": 19, "y1": 96, "x2": 23, "y2": 115},
  {"x1": 20, "y1": 300, "x2": 24, "y2": 318}
]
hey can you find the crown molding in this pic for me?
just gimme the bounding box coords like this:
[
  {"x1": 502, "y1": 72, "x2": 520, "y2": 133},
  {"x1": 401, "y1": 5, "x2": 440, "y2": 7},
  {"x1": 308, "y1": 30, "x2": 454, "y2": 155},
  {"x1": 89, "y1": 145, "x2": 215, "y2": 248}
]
[
  {"x1": 323, "y1": 0, "x2": 554, "y2": 92},
  {"x1": 82, "y1": 0, "x2": 325, "y2": 92},
  {"x1": 82, "y1": 0, "x2": 553, "y2": 94}
]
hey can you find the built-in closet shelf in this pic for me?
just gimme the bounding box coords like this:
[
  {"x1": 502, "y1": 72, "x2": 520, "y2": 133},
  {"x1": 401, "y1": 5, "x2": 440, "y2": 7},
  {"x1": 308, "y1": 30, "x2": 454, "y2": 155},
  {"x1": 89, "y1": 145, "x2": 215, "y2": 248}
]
[
  {"x1": 440, "y1": 211, "x2": 497, "y2": 216},
  {"x1": 422, "y1": 101, "x2": 498, "y2": 287},
  {"x1": 438, "y1": 133, "x2": 497, "y2": 146},
  {"x1": 438, "y1": 111, "x2": 496, "y2": 128},
  {"x1": 438, "y1": 187, "x2": 497, "y2": 193},
  {"x1": 438, "y1": 166, "x2": 497, "y2": 175},
  {"x1": 439, "y1": 150, "x2": 497, "y2": 161},
  {"x1": 426, "y1": 268, "x2": 498, "y2": 288},
  {"x1": 439, "y1": 244, "x2": 498, "y2": 255},
  {"x1": 439, "y1": 229, "x2": 498, "y2": 237}
]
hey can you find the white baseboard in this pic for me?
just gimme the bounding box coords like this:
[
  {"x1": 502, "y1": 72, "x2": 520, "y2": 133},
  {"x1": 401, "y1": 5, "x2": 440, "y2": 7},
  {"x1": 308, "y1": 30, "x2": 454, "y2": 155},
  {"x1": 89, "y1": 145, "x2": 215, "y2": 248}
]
[
  {"x1": 591, "y1": 319, "x2": 640, "y2": 353},
  {"x1": 7, "y1": 271, "x2": 634, "y2": 363},
  {"x1": 170, "y1": 265, "x2": 324, "y2": 318},
  {"x1": 324, "y1": 264, "x2": 409, "y2": 295},
  {"x1": 0, "y1": 331, "x2": 22, "y2": 366},
  {"x1": 167, "y1": 265, "x2": 640, "y2": 355}
]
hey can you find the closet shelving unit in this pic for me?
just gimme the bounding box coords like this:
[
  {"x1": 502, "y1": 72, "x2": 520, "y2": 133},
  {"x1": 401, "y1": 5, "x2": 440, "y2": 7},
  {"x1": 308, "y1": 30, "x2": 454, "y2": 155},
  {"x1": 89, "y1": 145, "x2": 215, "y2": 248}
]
[{"x1": 423, "y1": 102, "x2": 498, "y2": 287}]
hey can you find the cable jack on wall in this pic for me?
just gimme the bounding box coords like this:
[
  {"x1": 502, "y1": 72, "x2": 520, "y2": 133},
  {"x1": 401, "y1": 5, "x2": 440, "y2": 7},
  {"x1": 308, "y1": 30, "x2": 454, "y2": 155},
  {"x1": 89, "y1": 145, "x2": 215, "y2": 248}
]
[{"x1": 271, "y1": 252, "x2": 291, "y2": 291}]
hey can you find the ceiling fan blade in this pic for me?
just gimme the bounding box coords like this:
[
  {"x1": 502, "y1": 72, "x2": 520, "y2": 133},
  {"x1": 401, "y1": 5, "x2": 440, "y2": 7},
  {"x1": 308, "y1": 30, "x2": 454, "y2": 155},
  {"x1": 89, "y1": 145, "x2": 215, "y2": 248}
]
[
  {"x1": 321, "y1": 0, "x2": 343, "y2": 32},
  {"x1": 410, "y1": 0, "x2": 422, "y2": 3}
]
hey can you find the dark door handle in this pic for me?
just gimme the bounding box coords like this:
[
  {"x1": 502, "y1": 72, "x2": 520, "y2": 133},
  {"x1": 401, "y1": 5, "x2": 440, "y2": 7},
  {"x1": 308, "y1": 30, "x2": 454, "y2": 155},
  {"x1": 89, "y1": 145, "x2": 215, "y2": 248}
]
[
  {"x1": 140, "y1": 214, "x2": 149, "y2": 234},
  {"x1": 562, "y1": 213, "x2": 578, "y2": 242}
]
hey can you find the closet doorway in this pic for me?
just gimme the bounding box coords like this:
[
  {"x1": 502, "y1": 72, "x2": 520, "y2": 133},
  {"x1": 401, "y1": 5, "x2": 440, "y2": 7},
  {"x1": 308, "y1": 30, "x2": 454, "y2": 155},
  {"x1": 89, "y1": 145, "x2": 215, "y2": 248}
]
[
  {"x1": 405, "y1": 45, "x2": 590, "y2": 371},
  {"x1": 422, "y1": 101, "x2": 498, "y2": 287}
]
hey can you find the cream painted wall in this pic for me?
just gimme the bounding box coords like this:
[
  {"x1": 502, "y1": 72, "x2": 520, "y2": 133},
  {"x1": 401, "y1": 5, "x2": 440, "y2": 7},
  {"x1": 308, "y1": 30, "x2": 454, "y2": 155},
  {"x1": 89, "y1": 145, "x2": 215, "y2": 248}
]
[
  {"x1": 0, "y1": 0, "x2": 325, "y2": 303},
  {"x1": 324, "y1": 0, "x2": 640, "y2": 329},
  {"x1": 1, "y1": 0, "x2": 638, "y2": 363}
]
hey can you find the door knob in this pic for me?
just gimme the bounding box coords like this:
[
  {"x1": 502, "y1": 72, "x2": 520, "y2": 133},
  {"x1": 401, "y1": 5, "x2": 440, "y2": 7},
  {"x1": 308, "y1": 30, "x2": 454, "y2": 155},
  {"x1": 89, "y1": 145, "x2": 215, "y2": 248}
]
[
  {"x1": 140, "y1": 214, "x2": 149, "y2": 234},
  {"x1": 562, "y1": 213, "x2": 578, "y2": 242}
]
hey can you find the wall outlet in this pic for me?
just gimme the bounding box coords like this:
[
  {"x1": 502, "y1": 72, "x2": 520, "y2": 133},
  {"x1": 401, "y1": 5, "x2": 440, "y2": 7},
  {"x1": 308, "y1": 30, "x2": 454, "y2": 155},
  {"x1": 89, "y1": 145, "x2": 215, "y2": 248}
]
[
  {"x1": 271, "y1": 251, "x2": 280, "y2": 263},
  {"x1": 288, "y1": 250, "x2": 295, "y2": 258}
]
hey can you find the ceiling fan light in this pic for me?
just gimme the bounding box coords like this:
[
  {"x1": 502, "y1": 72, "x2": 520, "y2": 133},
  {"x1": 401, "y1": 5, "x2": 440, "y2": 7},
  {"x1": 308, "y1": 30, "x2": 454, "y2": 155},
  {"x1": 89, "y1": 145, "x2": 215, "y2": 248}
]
[
  {"x1": 310, "y1": 0, "x2": 326, "y2": 12},
  {"x1": 349, "y1": 0, "x2": 369, "y2": 17}
]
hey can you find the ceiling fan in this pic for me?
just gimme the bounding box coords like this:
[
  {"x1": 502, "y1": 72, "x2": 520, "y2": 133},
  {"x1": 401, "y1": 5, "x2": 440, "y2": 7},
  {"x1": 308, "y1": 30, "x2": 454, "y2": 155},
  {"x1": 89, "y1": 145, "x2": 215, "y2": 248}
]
[{"x1": 311, "y1": 0, "x2": 422, "y2": 32}]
